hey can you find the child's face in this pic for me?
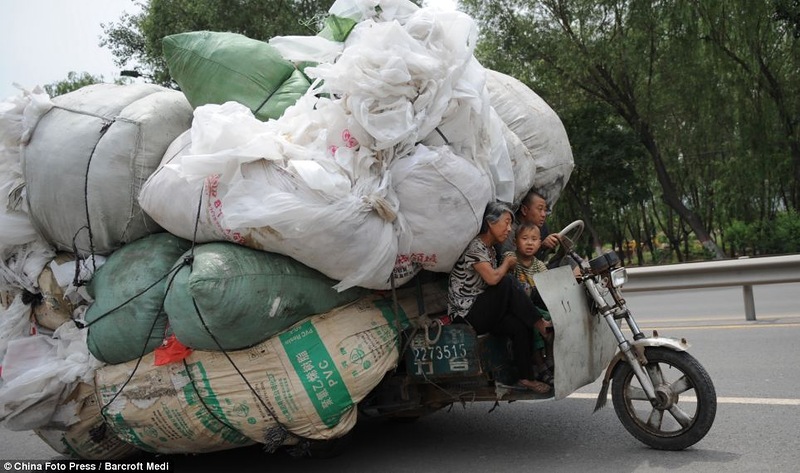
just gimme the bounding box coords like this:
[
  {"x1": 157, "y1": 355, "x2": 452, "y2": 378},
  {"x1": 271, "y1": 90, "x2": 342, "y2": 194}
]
[{"x1": 516, "y1": 226, "x2": 541, "y2": 257}]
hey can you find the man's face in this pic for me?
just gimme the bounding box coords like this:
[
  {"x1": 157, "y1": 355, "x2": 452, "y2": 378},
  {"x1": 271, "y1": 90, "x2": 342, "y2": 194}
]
[{"x1": 522, "y1": 195, "x2": 548, "y2": 227}]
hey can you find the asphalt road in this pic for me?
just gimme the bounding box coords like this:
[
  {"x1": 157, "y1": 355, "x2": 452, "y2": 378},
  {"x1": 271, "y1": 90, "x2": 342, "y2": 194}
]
[{"x1": 2, "y1": 283, "x2": 799, "y2": 472}]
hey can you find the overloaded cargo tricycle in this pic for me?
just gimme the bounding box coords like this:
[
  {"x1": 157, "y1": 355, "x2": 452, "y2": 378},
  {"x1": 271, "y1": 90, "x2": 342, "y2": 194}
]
[{"x1": 358, "y1": 220, "x2": 717, "y2": 452}]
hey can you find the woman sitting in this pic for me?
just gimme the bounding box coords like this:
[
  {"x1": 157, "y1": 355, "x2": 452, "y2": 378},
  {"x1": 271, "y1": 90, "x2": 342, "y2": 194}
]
[{"x1": 446, "y1": 201, "x2": 552, "y2": 394}]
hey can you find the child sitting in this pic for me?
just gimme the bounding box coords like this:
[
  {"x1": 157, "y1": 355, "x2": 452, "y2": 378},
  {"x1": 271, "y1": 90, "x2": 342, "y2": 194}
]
[{"x1": 503, "y1": 222, "x2": 554, "y2": 385}]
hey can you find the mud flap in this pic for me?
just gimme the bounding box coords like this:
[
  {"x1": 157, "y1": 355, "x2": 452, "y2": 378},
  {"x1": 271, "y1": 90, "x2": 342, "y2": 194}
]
[{"x1": 534, "y1": 266, "x2": 619, "y2": 400}]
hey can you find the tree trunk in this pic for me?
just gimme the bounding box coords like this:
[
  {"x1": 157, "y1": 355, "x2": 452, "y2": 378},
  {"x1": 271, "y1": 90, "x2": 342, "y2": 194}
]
[{"x1": 634, "y1": 120, "x2": 727, "y2": 260}]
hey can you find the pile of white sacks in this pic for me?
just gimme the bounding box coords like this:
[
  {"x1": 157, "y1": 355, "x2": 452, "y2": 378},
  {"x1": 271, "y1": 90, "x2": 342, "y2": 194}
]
[
  {"x1": 139, "y1": 0, "x2": 574, "y2": 291},
  {"x1": 0, "y1": 0, "x2": 573, "y2": 458}
]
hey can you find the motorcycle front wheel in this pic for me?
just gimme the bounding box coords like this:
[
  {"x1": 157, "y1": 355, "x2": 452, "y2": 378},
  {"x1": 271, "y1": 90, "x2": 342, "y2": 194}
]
[{"x1": 611, "y1": 346, "x2": 717, "y2": 451}]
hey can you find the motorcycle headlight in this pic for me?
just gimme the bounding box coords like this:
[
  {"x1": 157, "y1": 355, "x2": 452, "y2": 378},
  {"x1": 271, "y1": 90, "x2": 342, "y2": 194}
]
[{"x1": 610, "y1": 268, "x2": 628, "y2": 287}]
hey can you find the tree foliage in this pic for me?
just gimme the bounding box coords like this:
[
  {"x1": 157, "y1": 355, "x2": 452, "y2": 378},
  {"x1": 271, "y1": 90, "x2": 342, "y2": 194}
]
[
  {"x1": 95, "y1": 0, "x2": 799, "y2": 261},
  {"x1": 463, "y1": 0, "x2": 799, "y2": 261},
  {"x1": 44, "y1": 71, "x2": 106, "y2": 97},
  {"x1": 101, "y1": 0, "x2": 337, "y2": 86}
]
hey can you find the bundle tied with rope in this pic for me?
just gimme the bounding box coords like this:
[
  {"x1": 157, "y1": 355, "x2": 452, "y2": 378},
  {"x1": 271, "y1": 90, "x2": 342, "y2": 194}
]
[{"x1": 92, "y1": 281, "x2": 447, "y2": 453}]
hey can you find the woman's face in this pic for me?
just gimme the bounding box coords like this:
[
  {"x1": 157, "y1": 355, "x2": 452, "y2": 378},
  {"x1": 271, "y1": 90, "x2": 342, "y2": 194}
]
[
  {"x1": 487, "y1": 212, "x2": 514, "y2": 243},
  {"x1": 521, "y1": 195, "x2": 548, "y2": 227}
]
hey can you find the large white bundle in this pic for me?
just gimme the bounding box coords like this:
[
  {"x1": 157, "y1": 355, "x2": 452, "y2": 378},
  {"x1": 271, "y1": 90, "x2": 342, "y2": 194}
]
[
  {"x1": 23, "y1": 83, "x2": 194, "y2": 256},
  {"x1": 140, "y1": 3, "x2": 517, "y2": 290},
  {"x1": 140, "y1": 100, "x2": 492, "y2": 288},
  {"x1": 391, "y1": 144, "x2": 491, "y2": 276},
  {"x1": 139, "y1": 100, "x2": 403, "y2": 291},
  {"x1": 305, "y1": 6, "x2": 515, "y2": 202},
  {"x1": 485, "y1": 69, "x2": 574, "y2": 206}
]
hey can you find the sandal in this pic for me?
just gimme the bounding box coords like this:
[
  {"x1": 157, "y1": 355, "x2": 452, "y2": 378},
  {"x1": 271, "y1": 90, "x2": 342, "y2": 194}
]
[
  {"x1": 536, "y1": 369, "x2": 555, "y2": 387},
  {"x1": 517, "y1": 379, "x2": 552, "y2": 394}
]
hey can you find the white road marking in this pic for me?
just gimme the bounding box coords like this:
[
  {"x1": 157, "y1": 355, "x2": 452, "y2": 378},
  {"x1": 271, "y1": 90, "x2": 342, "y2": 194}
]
[
  {"x1": 567, "y1": 393, "x2": 800, "y2": 406},
  {"x1": 626, "y1": 322, "x2": 800, "y2": 331}
]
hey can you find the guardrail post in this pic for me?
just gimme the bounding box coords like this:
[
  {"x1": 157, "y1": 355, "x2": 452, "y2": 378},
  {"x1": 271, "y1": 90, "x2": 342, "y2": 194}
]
[{"x1": 743, "y1": 285, "x2": 756, "y2": 321}]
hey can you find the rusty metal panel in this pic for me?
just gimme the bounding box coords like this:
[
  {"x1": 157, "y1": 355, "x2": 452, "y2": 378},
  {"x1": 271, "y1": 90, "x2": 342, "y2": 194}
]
[{"x1": 534, "y1": 266, "x2": 619, "y2": 400}]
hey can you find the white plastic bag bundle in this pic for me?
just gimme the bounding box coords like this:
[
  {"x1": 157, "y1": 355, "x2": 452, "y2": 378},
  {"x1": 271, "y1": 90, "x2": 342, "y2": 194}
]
[
  {"x1": 0, "y1": 294, "x2": 34, "y2": 363},
  {"x1": 307, "y1": 8, "x2": 476, "y2": 153},
  {"x1": 391, "y1": 144, "x2": 491, "y2": 275},
  {"x1": 485, "y1": 69, "x2": 574, "y2": 206},
  {"x1": 330, "y1": 0, "x2": 419, "y2": 25},
  {"x1": 0, "y1": 239, "x2": 55, "y2": 294},
  {"x1": 137, "y1": 130, "x2": 225, "y2": 243},
  {"x1": 140, "y1": 101, "x2": 407, "y2": 291},
  {"x1": 303, "y1": 5, "x2": 515, "y2": 202},
  {"x1": 0, "y1": 86, "x2": 53, "y2": 249},
  {"x1": 0, "y1": 322, "x2": 101, "y2": 431},
  {"x1": 23, "y1": 83, "x2": 193, "y2": 256},
  {"x1": 0, "y1": 84, "x2": 53, "y2": 148}
]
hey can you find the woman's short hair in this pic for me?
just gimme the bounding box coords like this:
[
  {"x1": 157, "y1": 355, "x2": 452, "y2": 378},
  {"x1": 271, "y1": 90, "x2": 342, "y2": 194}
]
[{"x1": 480, "y1": 201, "x2": 514, "y2": 234}]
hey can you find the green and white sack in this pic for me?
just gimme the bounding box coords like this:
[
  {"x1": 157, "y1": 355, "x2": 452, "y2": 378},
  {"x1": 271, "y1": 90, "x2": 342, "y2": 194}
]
[
  {"x1": 95, "y1": 284, "x2": 447, "y2": 453},
  {"x1": 164, "y1": 241, "x2": 368, "y2": 350}
]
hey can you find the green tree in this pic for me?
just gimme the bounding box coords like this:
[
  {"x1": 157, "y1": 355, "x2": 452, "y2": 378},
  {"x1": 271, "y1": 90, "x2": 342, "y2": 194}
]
[
  {"x1": 101, "y1": 0, "x2": 337, "y2": 87},
  {"x1": 554, "y1": 103, "x2": 650, "y2": 258},
  {"x1": 773, "y1": 0, "x2": 800, "y2": 38},
  {"x1": 463, "y1": 0, "x2": 727, "y2": 259},
  {"x1": 691, "y1": 0, "x2": 800, "y2": 210},
  {"x1": 44, "y1": 71, "x2": 105, "y2": 97}
]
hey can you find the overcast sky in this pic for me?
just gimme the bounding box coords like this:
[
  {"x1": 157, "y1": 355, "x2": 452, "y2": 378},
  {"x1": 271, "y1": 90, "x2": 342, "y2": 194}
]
[
  {"x1": 0, "y1": 0, "x2": 140, "y2": 100},
  {"x1": 0, "y1": 0, "x2": 457, "y2": 101}
]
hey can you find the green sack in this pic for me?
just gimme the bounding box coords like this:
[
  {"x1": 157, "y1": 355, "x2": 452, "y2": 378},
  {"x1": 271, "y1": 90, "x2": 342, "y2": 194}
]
[
  {"x1": 318, "y1": 15, "x2": 358, "y2": 42},
  {"x1": 164, "y1": 242, "x2": 369, "y2": 351},
  {"x1": 162, "y1": 31, "x2": 311, "y2": 121},
  {"x1": 85, "y1": 233, "x2": 193, "y2": 364}
]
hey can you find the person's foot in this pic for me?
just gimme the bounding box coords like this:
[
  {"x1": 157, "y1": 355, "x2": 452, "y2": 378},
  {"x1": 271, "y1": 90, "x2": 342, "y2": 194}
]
[
  {"x1": 534, "y1": 367, "x2": 555, "y2": 386},
  {"x1": 518, "y1": 378, "x2": 552, "y2": 394}
]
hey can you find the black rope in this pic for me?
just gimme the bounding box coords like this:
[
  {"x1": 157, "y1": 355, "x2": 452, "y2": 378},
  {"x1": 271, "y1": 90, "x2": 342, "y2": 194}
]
[
  {"x1": 97, "y1": 273, "x2": 175, "y2": 425},
  {"x1": 433, "y1": 126, "x2": 451, "y2": 145},
  {"x1": 72, "y1": 265, "x2": 181, "y2": 329},
  {"x1": 77, "y1": 119, "x2": 115, "y2": 276},
  {"x1": 186, "y1": 296, "x2": 292, "y2": 438},
  {"x1": 20, "y1": 289, "x2": 42, "y2": 307},
  {"x1": 178, "y1": 181, "x2": 299, "y2": 444},
  {"x1": 181, "y1": 357, "x2": 249, "y2": 438}
]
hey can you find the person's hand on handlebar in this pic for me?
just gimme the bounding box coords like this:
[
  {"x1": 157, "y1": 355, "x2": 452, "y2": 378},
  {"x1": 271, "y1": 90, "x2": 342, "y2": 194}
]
[{"x1": 542, "y1": 233, "x2": 560, "y2": 250}]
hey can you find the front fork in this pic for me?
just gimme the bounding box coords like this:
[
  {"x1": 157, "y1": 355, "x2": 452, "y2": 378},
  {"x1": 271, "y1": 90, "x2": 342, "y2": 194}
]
[
  {"x1": 601, "y1": 310, "x2": 658, "y2": 402},
  {"x1": 584, "y1": 278, "x2": 658, "y2": 403}
]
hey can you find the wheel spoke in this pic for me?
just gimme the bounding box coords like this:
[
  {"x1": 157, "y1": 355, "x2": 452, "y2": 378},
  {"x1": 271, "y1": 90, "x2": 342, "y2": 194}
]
[
  {"x1": 626, "y1": 385, "x2": 649, "y2": 401},
  {"x1": 646, "y1": 362, "x2": 665, "y2": 386},
  {"x1": 670, "y1": 375, "x2": 693, "y2": 395},
  {"x1": 646, "y1": 408, "x2": 664, "y2": 430},
  {"x1": 668, "y1": 404, "x2": 694, "y2": 428}
]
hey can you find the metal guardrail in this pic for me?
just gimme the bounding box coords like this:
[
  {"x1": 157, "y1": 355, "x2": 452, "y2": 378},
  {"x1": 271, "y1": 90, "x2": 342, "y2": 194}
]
[{"x1": 622, "y1": 254, "x2": 800, "y2": 321}]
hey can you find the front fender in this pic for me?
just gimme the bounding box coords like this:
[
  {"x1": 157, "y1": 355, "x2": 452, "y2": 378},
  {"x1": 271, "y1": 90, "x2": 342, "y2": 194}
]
[{"x1": 593, "y1": 336, "x2": 690, "y2": 412}]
